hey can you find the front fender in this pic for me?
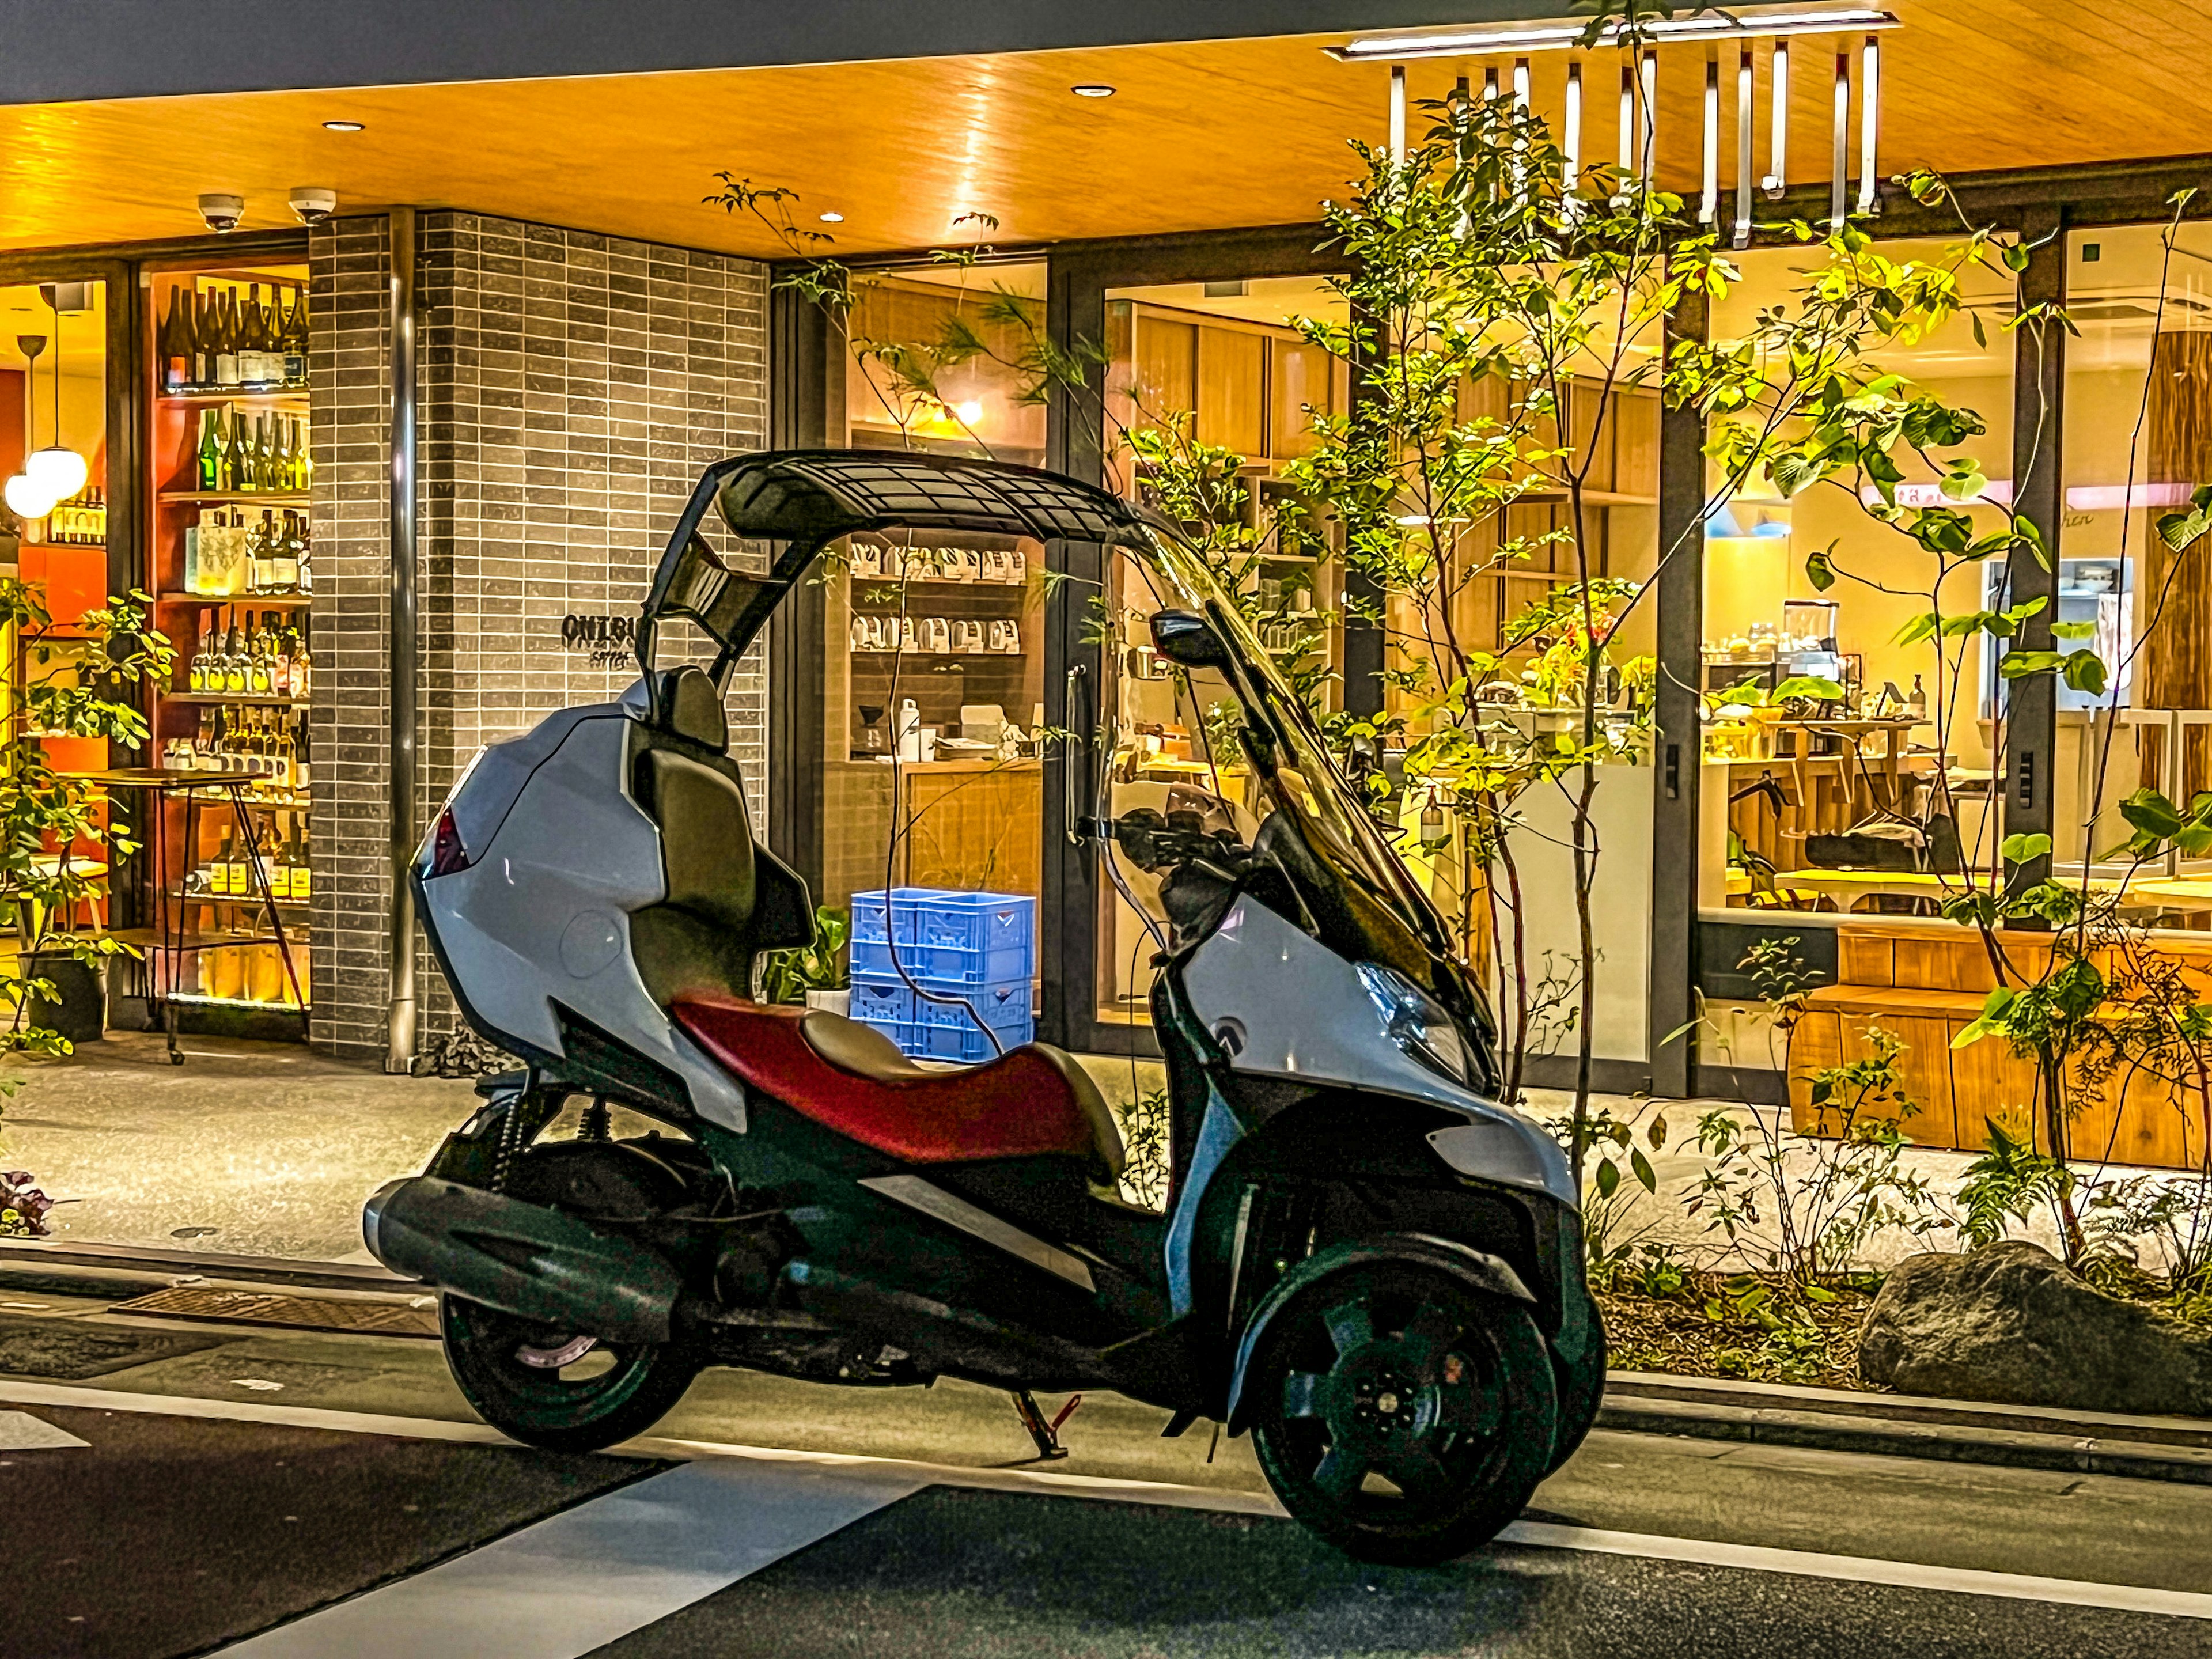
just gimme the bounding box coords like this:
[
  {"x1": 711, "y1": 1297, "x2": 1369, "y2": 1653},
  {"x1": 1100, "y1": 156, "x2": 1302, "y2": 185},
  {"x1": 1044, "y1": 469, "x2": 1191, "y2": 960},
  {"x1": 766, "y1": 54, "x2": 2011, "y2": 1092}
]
[{"x1": 1222, "y1": 1232, "x2": 1533, "y2": 1434}]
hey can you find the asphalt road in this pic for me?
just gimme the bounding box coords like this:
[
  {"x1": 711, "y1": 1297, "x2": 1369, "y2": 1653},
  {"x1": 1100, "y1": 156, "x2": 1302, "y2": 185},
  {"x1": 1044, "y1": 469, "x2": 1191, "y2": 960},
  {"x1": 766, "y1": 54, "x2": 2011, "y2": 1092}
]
[{"x1": 3, "y1": 1297, "x2": 2212, "y2": 1657}]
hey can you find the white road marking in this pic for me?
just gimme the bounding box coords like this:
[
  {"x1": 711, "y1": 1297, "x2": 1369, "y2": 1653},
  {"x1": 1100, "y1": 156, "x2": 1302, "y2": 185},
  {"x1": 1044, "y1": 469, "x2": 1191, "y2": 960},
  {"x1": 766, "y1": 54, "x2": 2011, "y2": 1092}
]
[
  {"x1": 213, "y1": 1458, "x2": 926, "y2": 1658},
  {"x1": 1494, "y1": 1521, "x2": 2212, "y2": 1622},
  {"x1": 0, "y1": 1410, "x2": 89, "y2": 1450},
  {"x1": 7, "y1": 1378, "x2": 2211, "y2": 1623}
]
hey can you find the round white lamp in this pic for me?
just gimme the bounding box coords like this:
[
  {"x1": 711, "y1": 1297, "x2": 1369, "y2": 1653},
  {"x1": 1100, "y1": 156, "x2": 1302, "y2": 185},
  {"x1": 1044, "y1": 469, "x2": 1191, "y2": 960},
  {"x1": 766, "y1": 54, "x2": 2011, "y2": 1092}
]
[
  {"x1": 25, "y1": 445, "x2": 87, "y2": 502},
  {"x1": 4, "y1": 471, "x2": 57, "y2": 521}
]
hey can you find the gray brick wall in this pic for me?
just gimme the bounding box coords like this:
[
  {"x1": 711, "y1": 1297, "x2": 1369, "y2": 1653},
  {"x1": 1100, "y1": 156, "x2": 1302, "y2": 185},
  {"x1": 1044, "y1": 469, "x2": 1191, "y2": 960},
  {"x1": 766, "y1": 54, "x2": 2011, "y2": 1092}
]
[{"x1": 306, "y1": 213, "x2": 770, "y2": 1061}]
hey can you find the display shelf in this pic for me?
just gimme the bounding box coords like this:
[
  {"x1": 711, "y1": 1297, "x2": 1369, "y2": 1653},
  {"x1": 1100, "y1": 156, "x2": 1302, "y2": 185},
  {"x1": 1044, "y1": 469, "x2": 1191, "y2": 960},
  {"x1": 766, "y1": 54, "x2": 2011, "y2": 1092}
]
[
  {"x1": 169, "y1": 888, "x2": 310, "y2": 915},
  {"x1": 158, "y1": 389, "x2": 309, "y2": 406},
  {"x1": 162, "y1": 991, "x2": 307, "y2": 1012},
  {"x1": 162, "y1": 692, "x2": 309, "y2": 707},
  {"x1": 157, "y1": 491, "x2": 309, "y2": 506},
  {"x1": 158, "y1": 591, "x2": 310, "y2": 608}
]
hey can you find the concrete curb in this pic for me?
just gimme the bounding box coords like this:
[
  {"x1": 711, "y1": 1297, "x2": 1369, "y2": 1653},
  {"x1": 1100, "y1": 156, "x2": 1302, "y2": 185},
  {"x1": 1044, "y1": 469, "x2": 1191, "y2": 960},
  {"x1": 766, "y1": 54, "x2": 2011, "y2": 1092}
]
[{"x1": 1600, "y1": 1373, "x2": 2212, "y2": 1485}]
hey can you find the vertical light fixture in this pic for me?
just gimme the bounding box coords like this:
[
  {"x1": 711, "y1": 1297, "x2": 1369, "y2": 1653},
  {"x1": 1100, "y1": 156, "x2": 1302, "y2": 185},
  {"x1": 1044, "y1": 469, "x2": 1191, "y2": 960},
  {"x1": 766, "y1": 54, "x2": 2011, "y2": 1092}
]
[
  {"x1": 3, "y1": 335, "x2": 54, "y2": 522},
  {"x1": 1765, "y1": 39, "x2": 1790, "y2": 198},
  {"x1": 1512, "y1": 55, "x2": 1531, "y2": 109},
  {"x1": 1699, "y1": 57, "x2": 1720, "y2": 224},
  {"x1": 26, "y1": 291, "x2": 88, "y2": 503},
  {"x1": 1639, "y1": 48, "x2": 1659, "y2": 184},
  {"x1": 1389, "y1": 62, "x2": 1407, "y2": 161},
  {"x1": 1856, "y1": 32, "x2": 1881, "y2": 215},
  {"x1": 1484, "y1": 64, "x2": 1501, "y2": 99},
  {"x1": 1618, "y1": 62, "x2": 1637, "y2": 194},
  {"x1": 1830, "y1": 49, "x2": 1851, "y2": 229},
  {"x1": 1565, "y1": 59, "x2": 1584, "y2": 200},
  {"x1": 1735, "y1": 44, "x2": 1755, "y2": 246}
]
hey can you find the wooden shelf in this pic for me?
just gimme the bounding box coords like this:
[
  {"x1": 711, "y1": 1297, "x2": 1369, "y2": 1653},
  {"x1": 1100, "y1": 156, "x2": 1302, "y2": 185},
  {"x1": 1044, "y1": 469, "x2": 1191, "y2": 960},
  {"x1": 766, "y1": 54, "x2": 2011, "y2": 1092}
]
[
  {"x1": 160, "y1": 692, "x2": 308, "y2": 707},
  {"x1": 158, "y1": 389, "x2": 308, "y2": 405},
  {"x1": 157, "y1": 491, "x2": 309, "y2": 506},
  {"x1": 169, "y1": 888, "x2": 310, "y2": 915},
  {"x1": 158, "y1": 592, "x2": 310, "y2": 608}
]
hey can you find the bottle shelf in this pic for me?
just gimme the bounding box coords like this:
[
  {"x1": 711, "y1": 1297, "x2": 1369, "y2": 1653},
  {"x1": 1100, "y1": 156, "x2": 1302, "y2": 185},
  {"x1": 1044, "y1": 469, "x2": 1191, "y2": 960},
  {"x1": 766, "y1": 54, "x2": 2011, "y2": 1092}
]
[
  {"x1": 161, "y1": 692, "x2": 309, "y2": 707},
  {"x1": 159, "y1": 491, "x2": 309, "y2": 506},
  {"x1": 151, "y1": 779, "x2": 310, "y2": 807},
  {"x1": 159, "y1": 389, "x2": 309, "y2": 405},
  {"x1": 159, "y1": 592, "x2": 311, "y2": 608},
  {"x1": 169, "y1": 888, "x2": 311, "y2": 914},
  {"x1": 164, "y1": 991, "x2": 309, "y2": 1012}
]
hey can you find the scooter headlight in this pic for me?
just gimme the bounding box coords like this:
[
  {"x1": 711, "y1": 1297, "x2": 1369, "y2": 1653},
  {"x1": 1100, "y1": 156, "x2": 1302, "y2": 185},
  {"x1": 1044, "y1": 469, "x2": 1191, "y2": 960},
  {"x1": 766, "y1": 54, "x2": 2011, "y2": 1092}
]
[{"x1": 1356, "y1": 963, "x2": 1472, "y2": 1085}]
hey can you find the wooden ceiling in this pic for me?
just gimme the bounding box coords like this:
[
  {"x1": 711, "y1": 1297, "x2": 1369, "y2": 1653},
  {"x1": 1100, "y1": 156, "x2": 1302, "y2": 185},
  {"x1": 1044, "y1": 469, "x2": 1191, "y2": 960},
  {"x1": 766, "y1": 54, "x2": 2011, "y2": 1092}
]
[{"x1": 2, "y1": 3, "x2": 2209, "y2": 261}]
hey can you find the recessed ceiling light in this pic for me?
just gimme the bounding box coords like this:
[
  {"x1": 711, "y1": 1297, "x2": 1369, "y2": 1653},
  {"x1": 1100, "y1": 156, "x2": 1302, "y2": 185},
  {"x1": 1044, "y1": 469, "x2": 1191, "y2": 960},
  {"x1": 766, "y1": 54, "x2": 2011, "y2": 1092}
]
[
  {"x1": 1071, "y1": 84, "x2": 1116, "y2": 98},
  {"x1": 819, "y1": 211, "x2": 844, "y2": 223},
  {"x1": 322, "y1": 119, "x2": 365, "y2": 132}
]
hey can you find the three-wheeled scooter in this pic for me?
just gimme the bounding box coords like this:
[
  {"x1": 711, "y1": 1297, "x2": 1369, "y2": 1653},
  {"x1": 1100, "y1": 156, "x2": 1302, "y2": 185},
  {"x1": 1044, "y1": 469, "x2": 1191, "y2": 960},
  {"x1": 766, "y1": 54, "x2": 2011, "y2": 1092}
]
[{"x1": 362, "y1": 449, "x2": 1603, "y2": 1565}]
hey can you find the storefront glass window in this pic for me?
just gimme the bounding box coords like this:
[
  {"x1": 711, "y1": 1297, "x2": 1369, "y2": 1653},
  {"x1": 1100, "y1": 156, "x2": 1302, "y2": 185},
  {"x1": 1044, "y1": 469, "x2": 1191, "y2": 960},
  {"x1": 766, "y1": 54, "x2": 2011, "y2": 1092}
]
[
  {"x1": 823, "y1": 262, "x2": 1048, "y2": 1056},
  {"x1": 1096, "y1": 276, "x2": 1351, "y2": 1029},
  {"x1": 2056, "y1": 221, "x2": 2212, "y2": 876},
  {"x1": 1701, "y1": 241, "x2": 2017, "y2": 919}
]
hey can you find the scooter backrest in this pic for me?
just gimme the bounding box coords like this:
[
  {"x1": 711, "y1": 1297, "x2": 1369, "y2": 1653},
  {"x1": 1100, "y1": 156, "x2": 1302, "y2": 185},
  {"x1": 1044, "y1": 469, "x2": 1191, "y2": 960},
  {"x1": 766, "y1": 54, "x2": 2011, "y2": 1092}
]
[{"x1": 654, "y1": 665, "x2": 728, "y2": 753}]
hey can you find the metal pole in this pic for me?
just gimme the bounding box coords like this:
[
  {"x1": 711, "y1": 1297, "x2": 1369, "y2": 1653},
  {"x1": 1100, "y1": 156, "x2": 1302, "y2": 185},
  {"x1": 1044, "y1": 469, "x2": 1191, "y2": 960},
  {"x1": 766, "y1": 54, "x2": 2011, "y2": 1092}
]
[{"x1": 385, "y1": 206, "x2": 419, "y2": 1073}]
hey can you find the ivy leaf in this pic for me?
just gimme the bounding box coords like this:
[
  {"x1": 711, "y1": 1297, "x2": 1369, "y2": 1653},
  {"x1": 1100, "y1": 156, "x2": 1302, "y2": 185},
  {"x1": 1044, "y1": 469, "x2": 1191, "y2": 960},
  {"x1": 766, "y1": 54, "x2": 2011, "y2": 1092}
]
[
  {"x1": 2061, "y1": 650, "x2": 2109, "y2": 695},
  {"x1": 2000, "y1": 832, "x2": 2052, "y2": 865},
  {"x1": 2051, "y1": 620, "x2": 2097, "y2": 642},
  {"x1": 1805, "y1": 542, "x2": 1837, "y2": 592},
  {"x1": 1953, "y1": 987, "x2": 2017, "y2": 1048}
]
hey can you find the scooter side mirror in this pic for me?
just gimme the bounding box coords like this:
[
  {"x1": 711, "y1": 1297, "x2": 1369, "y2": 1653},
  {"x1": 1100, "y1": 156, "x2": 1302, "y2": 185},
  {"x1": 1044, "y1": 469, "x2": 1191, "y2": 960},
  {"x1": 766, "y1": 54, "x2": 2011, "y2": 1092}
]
[{"x1": 1150, "y1": 609, "x2": 1232, "y2": 671}]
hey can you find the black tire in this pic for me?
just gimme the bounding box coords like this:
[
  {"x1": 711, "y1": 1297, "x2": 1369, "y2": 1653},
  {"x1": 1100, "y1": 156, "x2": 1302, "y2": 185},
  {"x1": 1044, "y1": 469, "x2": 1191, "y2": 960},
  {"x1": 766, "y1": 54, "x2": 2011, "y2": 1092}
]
[
  {"x1": 1248, "y1": 1263, "x2": 1558, "y2": 1567},
  {"x1": 442, "y1": 1295, "x2": 699, "y2": 1454}
]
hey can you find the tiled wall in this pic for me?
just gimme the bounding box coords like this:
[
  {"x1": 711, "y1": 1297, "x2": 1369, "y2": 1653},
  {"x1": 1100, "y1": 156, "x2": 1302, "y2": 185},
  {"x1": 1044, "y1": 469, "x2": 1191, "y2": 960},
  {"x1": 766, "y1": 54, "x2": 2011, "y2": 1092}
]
[
  {"x1": 308, "y1": 213, "x2": 770, "y2": 1060},
  {"x1": 306, "y1": 216, "x2": 395, "y2": 1058}
]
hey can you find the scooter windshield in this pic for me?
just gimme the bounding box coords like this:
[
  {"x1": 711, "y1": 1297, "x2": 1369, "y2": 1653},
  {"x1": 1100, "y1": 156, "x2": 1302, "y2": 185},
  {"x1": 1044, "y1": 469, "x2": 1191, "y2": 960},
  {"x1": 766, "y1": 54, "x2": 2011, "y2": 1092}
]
[{"x1": 1120, "y1": 522, "x2": 1458, "y2": 976}]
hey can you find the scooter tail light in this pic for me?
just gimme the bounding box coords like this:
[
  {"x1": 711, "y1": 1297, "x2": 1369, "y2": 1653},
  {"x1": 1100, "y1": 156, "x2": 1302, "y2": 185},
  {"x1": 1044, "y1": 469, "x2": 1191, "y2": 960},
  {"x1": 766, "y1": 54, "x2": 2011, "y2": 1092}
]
[{"x1": 427, "y1": 805, "x2": 474, "y2": 878}]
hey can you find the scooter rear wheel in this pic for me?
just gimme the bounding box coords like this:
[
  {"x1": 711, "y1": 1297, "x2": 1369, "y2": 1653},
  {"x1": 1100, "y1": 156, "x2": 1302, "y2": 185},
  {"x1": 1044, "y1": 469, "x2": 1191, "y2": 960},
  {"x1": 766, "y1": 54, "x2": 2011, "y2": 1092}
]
[
  {"x1": 1248, "y1": 1263, "x2": 1557, "y2": 1567},
  {"x1": 441, "y1": 1294, "x2": 699, "y2": 1453}
]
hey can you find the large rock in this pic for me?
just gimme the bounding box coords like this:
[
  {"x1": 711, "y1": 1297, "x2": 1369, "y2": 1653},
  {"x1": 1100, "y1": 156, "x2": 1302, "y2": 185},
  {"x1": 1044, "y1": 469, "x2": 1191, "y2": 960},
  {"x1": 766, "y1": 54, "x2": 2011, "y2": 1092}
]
[{"x1": 1858, "y1": 1241, "x2": 2212, "y2": 1416}]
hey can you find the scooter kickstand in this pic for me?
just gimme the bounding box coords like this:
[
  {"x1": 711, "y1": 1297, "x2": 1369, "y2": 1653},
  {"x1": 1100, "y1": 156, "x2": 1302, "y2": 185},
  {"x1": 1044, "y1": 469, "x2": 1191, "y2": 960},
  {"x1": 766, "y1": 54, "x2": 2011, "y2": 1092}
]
[{"x1": 1011, "y1": 1389, "x2": 1078, "y2": 1460}]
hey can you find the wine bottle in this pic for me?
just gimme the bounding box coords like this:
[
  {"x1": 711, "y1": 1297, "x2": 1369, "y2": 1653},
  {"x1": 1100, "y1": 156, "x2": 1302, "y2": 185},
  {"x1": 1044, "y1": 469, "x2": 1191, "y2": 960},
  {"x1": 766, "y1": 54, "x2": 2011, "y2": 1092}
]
[
  {"x1": 289, "y1": 819, "x2": 313, "y2": 899},
  {"x1": 160, "y1": 289, "x2": 193, "y2": 393},
  {"x1": 188, "y1": 612, "x2": 211, "y2": 691},
  {"x1": 247, "y1": 286, "x2": 275, "y2": 388},
  {"x1": 248, "y1": 615, "x2": 274, "y2": 694},
  {"x1": 283, "y1": 288, "x2": 308, "y2": 385},
  {"x1": 272, "y1": 511, "x2": 301, "y2": 591},
  {"x1": 221, "y1": 609, "x2": 245, "y2": 694},
  {"x1": 224, "y1": 408, "x2": 248, "y2": 493},
  {"x1": 196, "y1": 408, "x2": 224, "y2": 493},
  {"x1": 190, "y1": 290, "x2": 214, "y2": 390},
  {"x1": 213, "y1": 290, "x2": 241, "y2": 388}
]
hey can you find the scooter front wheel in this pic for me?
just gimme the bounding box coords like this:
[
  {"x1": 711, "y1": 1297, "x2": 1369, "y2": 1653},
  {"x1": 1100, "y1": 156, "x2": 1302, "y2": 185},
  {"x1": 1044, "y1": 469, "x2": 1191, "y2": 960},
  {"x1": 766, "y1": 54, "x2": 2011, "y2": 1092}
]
[
  {"x1": 441, "y1": 1295, "x2": 700, "y2": 1453},
  {"x1": 1248, "y1": 1263, "x2": 1558, "y2": 1567}
]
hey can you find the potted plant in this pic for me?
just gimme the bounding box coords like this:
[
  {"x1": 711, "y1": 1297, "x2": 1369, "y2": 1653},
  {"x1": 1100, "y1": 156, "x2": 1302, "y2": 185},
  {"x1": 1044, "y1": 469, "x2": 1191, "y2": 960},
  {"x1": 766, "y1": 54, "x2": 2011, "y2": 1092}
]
[
  {"x1": 0, "y1": 581, "x2": 172, "y2": 1050},
  {"x1": 757, "y1": 904, "x2": 851, "y2": 1014}
]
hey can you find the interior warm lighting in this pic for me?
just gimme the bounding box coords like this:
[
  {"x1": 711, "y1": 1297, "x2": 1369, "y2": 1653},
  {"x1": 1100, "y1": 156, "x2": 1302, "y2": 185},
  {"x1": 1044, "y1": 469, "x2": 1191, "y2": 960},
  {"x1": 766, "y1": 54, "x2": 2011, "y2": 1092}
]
[
  {"x1": 1765, "y1": 40, "x2": 1791, "y2": 198},
  {"x1": 1563, "y1": 61, "x2": 1583, "y2": 195},
  {"x1": 1830, "y1": 49, "x2": 1851, "y2": 227},
  {"x1": 1070, "y1": 84, "x2": 1116, "y2": 98},
  {"x1": 1389, "y1": 63, "x2": 1407, "y2": 160},
  {"x1": 1327, "y1": 6, "x2": 1900, "y2": 62},
  {"x1": 1856, "y1": 33, "x2": 1881, "y2": 214},
  {"x1": 1700, "y1": 58, "x2": 1720, "y2": 224},
  {"x1": 3, "y1": 472, "x2": 55, "y2": 521},
  {"x1": 321, "y1": 119, "x2": 365, "y2": 132},
  {"x1": 954, "y1": 400, "x2": 986, "y2": 425},
  {"x1": 26, "y1": 445, "x2": 86, "y2": 501},
  {"x1": 1735, "y1": 47, "x2": 1755, "y2": 246},
  {"x1": 819, "y1": 211, "x2": 844, "y2": 223}
]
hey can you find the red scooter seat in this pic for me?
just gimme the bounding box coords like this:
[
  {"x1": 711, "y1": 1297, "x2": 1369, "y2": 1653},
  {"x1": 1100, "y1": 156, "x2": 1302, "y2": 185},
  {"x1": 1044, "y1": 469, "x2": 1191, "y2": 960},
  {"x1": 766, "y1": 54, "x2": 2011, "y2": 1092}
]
[{"x1": 671, "y1": 996, "x2": 1126, "y2": 1177}]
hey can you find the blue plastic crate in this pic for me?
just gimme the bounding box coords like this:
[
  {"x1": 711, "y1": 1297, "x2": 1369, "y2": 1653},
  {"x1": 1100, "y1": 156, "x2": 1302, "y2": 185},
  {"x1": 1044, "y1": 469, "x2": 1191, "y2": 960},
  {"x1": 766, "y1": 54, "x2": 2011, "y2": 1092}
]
[
  {"x1": 850, "y1": 888, "x2": 1036, "y2": 988},
  {"x1": 915, "y1": 979, "x2": 1032, "y2": 1031},
  {"x1": 922, "y1": 1009, "x2": 1036, "y2": 1063},
  {"x1": 848, "y1": 978, "x2": 915, "y2": 1028}
]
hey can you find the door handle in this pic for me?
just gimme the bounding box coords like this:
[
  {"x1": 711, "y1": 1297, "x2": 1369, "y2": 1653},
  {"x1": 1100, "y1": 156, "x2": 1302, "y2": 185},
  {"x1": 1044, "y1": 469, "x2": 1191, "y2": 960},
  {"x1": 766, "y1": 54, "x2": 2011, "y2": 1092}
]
[{"x1": 1063, "y1": 662, "x2": 1090, "y2": 845}]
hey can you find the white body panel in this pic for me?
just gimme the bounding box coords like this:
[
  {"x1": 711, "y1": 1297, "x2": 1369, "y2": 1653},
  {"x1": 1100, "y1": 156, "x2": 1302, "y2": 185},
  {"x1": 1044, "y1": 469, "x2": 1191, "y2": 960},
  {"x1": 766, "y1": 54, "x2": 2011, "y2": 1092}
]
[
  {"x1": 1182, "y1": 896, "x2": 1574, "y2": 1206},
  {"x1": 421, "y1": 710, "x2": 750, "y2": 1132}
]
